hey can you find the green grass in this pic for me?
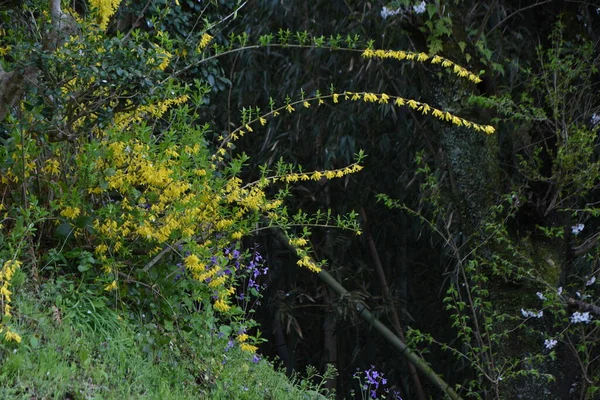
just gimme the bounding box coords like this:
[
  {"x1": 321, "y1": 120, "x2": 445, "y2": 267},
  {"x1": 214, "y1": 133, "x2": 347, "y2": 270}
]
[{"x1": 0, "y1": 277, "x2": 330, "y2": 400}]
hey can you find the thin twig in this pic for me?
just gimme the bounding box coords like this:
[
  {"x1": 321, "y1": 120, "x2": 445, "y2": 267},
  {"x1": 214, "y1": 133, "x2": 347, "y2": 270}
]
[{"x1": 142, "y1": 239, "x2": 184, "y2": 272}]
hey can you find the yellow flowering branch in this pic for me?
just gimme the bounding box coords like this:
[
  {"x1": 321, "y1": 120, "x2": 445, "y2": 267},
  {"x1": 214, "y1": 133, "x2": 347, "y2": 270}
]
[
  {"x1": 215, "y1": 91, "x2": 495, "y2": 156},
  {"x1": 361, "y1": 48, "x2": 482, "y2": 84},
  {"x1": 0, "y1": 259, "x2": 22, "y2": 343}
]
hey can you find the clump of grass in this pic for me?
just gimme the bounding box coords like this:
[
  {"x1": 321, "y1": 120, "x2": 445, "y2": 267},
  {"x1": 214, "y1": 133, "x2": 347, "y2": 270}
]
[{"x1": 0, "y1": 277, "x2": 332, "y2": 399}]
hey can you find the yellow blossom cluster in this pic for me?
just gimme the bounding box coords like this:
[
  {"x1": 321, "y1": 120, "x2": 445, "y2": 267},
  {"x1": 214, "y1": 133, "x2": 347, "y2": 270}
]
[
  {"x1": 114, "y1": 95, "x2": 190, "y2": 130},
  {"x1": 61, "y1": 206, "x2": 81, "y2": 219},
  {"x1": 0, "y1": 260, "x2": 21, "y2": 343},
  {"x1": 147, "y1": 43, "x2": 173, "y2": 71},
  {"x1": 362, "y1": 48, "x2": 482, "y2": 84},
  {"x1": 2, "y1": 143, "x2": 36, "y2": 184},
  {"x1": 43, "y1": 158, "x2": 61, "y2": 176},
  {"x1": 262, "y1": 163, "x2": 364, "y2": 185},
  {"x1": 288, "y1": 236, "x2": 321, "y2": 272},
  {"x1": 104, "y1": 280, "x2": 118, "y2": 291},
  {"x1": 87, "y1": 129, "x2": 273, "y2": 311},
  {"x1": 198, "y1": 33, "x2": 213, "y2": 51},
  {"x1": 343, "y1": 91, "x2": 495, "y2": 134},
  {"x1": 0, "y1": 260, "x2": 20, "y2": 317},
  {"x1": 89, "y1": 0, "x2": 123, "y2": 30},
  {"x1": 237, "y1": 332, "x2": 258, "y2": 353},
  {"x1": 296, "y1": 253, "x2": 320, "y2": 273}
]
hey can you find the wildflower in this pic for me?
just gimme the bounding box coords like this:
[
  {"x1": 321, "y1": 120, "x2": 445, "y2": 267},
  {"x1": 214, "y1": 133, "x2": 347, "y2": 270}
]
[
  {"x1": 214, "y1": 299, "x2": 230, "y2": 312},
  {"x1": 43, "y1": 159, "x2": 60, "y2": 175},
  {"x1": 572, "y1": 223, "x2": 585, "y2": 236},
  {"x1": 413, "y1": 1, "x2": 427, "y2": 14},
  {"x1": 4, "y1": 329, "x2": 21, "y2": 343},
  {"x1": 571, "y1": 311, "x2": 592, "y2": 324},
  {"x1": 586, "y1": 276, "x2": 596, "y2": 286},
  {"x1": 381, "y1": 6, "x2": 401, "y2": 19},
  {"x1": 104, "y1": 280, "x2": 118, "y2": 291},
  {"x1": 544, "y1": 339, "x2": 558, "y2": 350},
  {"x1": 240, "y1": 343, "x2": 257, "y2": 353},
  {"x1": 61, "y1": 206, "x2": 81, "y2": 219},
  {"x1": 354, "y1": 366, "x2": 390, "y2": 399},
  {"x1": 536, "y1": 292, "x2": 546, "y2": 301},
  {"x1": 521, "y1": 309, "x2": 543, "y2": 318},
  {"x1": 252, "y1": 354, "x2": 261, "y2": 363},
  {"x1": 198, "y1": 33, "x2": 213, "y2": 50}
]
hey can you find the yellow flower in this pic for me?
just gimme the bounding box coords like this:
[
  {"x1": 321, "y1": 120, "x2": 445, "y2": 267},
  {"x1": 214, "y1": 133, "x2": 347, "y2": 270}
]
[
  {"x1": 95, "y1": 244, "x2": 108, "y2": 254},
  {"x1": 184, "y1": 254, "x2": 202, "y2": 272},
  {"x1": 214, "y1": 299, "x2": 230, "y2": 312},
  {"x1": 208, "y1": 275, "x2": 227, "y2": 288},
  {"x1": 259, "y1": 117, "x2": 267, "y2": 126},
  {"x1": 285, "y1": 104, "x2": 295, "y2": 113},
  {"x1": 240, "y1": 343, "x2": 258, "y2": 353},
  {"x1": 418, "y1": 103, "x2": 431, "y2": 114},
  {"x1": 303, "y1": 101, "x2": 310, "y2": 108},
  {"x1": 237, "y1": 333, "x2": 249, "y2": 342},
  {"x1": 43, "y1": 159, "x2": 60, "y2": 175},
  {"x1": 4, "y1": 329, "x2": 21, "y2": 343},
  {"x1": 104, "y1": 280, "x2": 118, "y2": 291},
  {"x1": 89, "y1": 0, "x2": 122, "y2": 30},
  {"x1": 289, "y1": 237, "x2": 308, "y2": 246},
  {"x1": 61, "y1": 206, "x2": 81, "y2": 219},
  {"x1": 198, "y1": 33, "x2": 213, "y2": 51}
]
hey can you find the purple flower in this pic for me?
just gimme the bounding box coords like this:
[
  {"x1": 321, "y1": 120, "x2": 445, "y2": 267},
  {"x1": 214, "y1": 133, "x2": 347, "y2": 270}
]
[
  {"x1": 355, "y1": 366, "x2": 391, "y2": 399},
  {"x1": 252, "y1": 354, "x2": 261, "y2": 363},
  {"x1": 225, "y1": 340, "x2": 234, "y2": 351}
]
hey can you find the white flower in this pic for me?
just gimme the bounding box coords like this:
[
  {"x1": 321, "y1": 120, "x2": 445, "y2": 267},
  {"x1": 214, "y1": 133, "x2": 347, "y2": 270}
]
[
  {"x1": 586, "y1": 276, "x2": 596, "y2": 286},
  {"x1": 413, "y1": 1, "x2": 427, "y2": 14},
  {"x1": 572, "y1": 223, "x2": 584, "y2": 236},
  {"x1": 558, "y1": 287, "x2": 563, "y2": 295},
  {"x1": 544, "y1": 339, "x2": 558, "y2": 350},
  {"x1": 536, "y1": 291, "x2": 547, "y2": 301},
  {"x1": 381, "y1": 6, "x2": 402, "y2": 19},
  {"x1": 571, "y1": 311, "x2": 592, "y2": 324},
  {"x1": 593, "y1": 113, "x2": 600, "y2": 125},
  {"x1": 521, "y1": 308, "x2": 543, "y2": 318}
]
